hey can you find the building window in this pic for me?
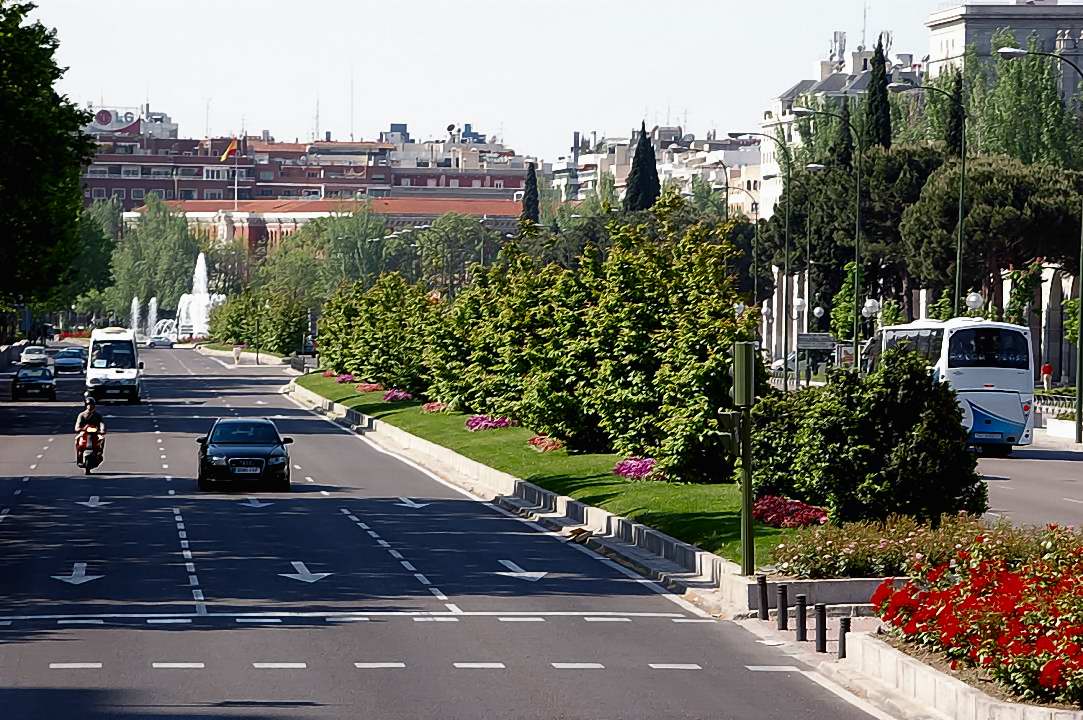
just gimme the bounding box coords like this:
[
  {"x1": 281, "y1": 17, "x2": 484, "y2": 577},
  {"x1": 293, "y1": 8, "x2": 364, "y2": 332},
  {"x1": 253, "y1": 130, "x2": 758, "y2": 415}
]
[
  {"x1": 400, "y1": 178, "x2": 411, "y2": 187},
  {"x1": 112, "y1": 189, "x2": 126, "y2": 199},
  {"x1": 204, "y1": 189, "x2": 224, "y2": 200},
  {"x1": 494, "y1": 180, "x2": 504, "y2": 189},
  {"x1": 449, "y1": 179, "x2": 459, "y2": 188},
  {"x1": 259, "y1": 188, "x2": 273, "y2": 197},
  {"x1": 87, "y1": 165, "x2": 109, "y2": 177},
  {"x1": 92, "y1": 187, "x2": 107, "y2": 200},
  {"x1": 121, "y1": 166, "x2": 141, "y2": 178},
  {"x1": 259, "y1": 171, "x2": 274, "y2": 181},
  {"x1": 132, "y1": 188, "x2": 146, "y2": 200},
  {"x1": 204, "y1": 167, "x2": 225, "y2": 180},
  {"x1": 179, "y1": 189, "x2": 197, "y2": 200}
]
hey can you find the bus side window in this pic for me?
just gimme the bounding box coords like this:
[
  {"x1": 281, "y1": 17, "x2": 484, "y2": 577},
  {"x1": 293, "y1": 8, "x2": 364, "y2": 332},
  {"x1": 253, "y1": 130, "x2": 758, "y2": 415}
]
[
  {"x1": 928, "y1": 330, "x2": 944, "y2": 364},
  {"x1": 916, "y1": 330, "x2": 931, "y2": 360}
]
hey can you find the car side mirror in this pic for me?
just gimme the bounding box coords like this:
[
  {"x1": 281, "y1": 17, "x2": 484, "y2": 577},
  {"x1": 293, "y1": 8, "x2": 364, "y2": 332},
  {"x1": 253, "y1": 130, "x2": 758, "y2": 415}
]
[
  {"x1": 282, "y1": 437, "x2": 294, "y2": 445},
  {"x1": 196, "y1": 436, "x2": 207, "y2": 445},
  {"x1": 138, "y1": 361, "x2": 144, "y2": 369}
]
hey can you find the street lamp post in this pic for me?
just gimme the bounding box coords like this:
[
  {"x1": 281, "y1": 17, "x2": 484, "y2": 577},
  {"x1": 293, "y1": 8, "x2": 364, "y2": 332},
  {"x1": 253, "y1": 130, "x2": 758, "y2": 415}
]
[
  {"x1": 791, "y1": 106, "x2": 864, "y2": 369},
  {"x1": 999, "y1": 46, "x2": 1083, "y2": 443},
  {"x1": 889, "y1": 80, "x2": 967, "y2": 315}
]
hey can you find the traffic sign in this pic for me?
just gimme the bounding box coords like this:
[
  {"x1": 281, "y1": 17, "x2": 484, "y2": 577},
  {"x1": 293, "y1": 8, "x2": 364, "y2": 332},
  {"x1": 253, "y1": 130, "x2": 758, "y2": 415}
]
[{"x1": 797, "y1": 333, "x2": 835, "y2": 351}]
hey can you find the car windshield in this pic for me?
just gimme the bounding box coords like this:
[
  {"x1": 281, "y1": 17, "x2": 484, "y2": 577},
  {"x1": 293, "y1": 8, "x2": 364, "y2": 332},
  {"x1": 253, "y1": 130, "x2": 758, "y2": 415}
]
[
  {"x1": 209, "y1": 422, "x2": 281, "y2": 444},
  {"x1": 24, "y1": 347, "x2": 44, "y2": 355},
  {"x1": 947, "y1": 328, "x2": 1029, "y2": 370},
  {"x1": 17, "y1": 368, "x2": 52, "y2": 380},
  {"x1": 57, "y1": 349, "x2": 82, "y2": 358},
  {"x1": 90, "y1": 340, "x2": 136, "y2": 369}
]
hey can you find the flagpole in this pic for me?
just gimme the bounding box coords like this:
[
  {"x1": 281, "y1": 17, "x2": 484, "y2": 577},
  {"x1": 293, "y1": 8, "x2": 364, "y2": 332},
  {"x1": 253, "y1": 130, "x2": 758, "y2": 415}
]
[{"x1": 233, "y1": 135, "x2": 239, "y2": 212}]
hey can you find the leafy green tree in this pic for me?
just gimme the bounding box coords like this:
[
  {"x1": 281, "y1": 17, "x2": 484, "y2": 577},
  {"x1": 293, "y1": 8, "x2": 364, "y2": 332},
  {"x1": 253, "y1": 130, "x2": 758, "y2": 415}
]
[
  {"x1": 830, "y1": 96, "x2": 854, "y2": 169},
  {"x1": 62, "y1": 200, "x2": 121, "y2": 305},
  {"x1": 1, "y1": 1, "x2": 96, "y2": 307},
  {"x1": 1064, "y1": 298, "x2": 1079, "y2": 346},
  {"x1": 521, "y1": 162, "x2": 539, "y2": 223},
  {"x1": 416, "y1": 213, "x2": 499, "y2": 296},
  {"x1": 864, "y1": 37, "x2": 892, "y2": 150},
  {"x1": 253, "y1": 236, "x2": 329, "y2": 310},
  {"x1": 623, "y1": 121, "x2": 660, "y2": 212},
  {"x1": 946, "y1": 71, "x2": 965, "y2": 157},
  {"x1": 927, "y1": 288, "x2": 954, "y2": 321},
  {"x1": 831, "y1": 261, "x2": 860, "y2": 340}
]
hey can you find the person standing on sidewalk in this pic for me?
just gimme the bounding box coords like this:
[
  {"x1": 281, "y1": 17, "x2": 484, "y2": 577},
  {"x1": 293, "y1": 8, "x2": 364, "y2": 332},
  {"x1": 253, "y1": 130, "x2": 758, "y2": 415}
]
[{"x1": 1041, "y1": 361, "x2": 1054, "y2": 391}]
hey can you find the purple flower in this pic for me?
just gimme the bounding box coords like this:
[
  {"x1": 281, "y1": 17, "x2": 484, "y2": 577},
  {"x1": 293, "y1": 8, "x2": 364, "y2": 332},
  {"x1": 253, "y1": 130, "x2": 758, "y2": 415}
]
[
  {"x1": 335, "y1": 373, "x2": 355, "y2": 384},
  {"x1": 383, "y1": 389, "x2": 413, "y2": 402},
  {"x1": 613, "y1": 457, "x2": 656, "y2": 480},
  {"x1": 465, "y1": 415, "x2": 512, "y2": 432}
]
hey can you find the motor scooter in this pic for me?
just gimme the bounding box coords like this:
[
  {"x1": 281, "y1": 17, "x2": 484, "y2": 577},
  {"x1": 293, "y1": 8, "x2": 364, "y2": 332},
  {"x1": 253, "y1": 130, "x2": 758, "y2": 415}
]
[{"x1": 76, "y1": 426, "x2": 104, "y2": 474}]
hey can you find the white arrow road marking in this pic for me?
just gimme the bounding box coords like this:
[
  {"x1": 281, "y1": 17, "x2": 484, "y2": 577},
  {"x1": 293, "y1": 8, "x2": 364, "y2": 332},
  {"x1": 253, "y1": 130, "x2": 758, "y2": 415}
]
[
  {"x1": 240, "y1": 498, "x2": 272, "y2": 509},
  {"x1": 495, "y1": 559, "x2": 547, "y2": 582},
  {"x1": 278, "y1": 561, "x2": 332, "y2": 584},
  {"x1": 52, "y1": 563, "x2": 103, "y2": 585},
  {"x1": 75, "y1": 496, "x2": 110, "y2": 508},
  {"x1": 395, "y1": 497, "x2": 430, "y2": 509}
]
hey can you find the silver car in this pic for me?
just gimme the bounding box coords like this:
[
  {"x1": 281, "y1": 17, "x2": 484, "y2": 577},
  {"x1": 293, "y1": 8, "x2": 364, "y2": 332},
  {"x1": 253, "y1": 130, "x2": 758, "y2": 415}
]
[
  {"x1": 19, "y1": 345, "x2": 48, "y2": 366},
  {"x1": 147, "y1": 335, "x2": 174, "y2": 349}
]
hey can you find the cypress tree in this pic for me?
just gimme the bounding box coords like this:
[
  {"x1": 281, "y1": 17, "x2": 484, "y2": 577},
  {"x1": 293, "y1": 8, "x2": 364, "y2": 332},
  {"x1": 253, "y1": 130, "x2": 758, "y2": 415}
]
[
  {"x1": 864, "y1": 36, "x2": 892, "y2": 150},
  {"x1": 945, "y1": 71, "x2": 964, "y2": 158},
  {"x1": 830, "y1": 96, "x2": 854, "y2": 169},
  {"x1": 624, "y1": 121, "x2": 660, "y2": 212},
  {"x1": 521, "y1": 162, "x2": 540, "y2": 223}
]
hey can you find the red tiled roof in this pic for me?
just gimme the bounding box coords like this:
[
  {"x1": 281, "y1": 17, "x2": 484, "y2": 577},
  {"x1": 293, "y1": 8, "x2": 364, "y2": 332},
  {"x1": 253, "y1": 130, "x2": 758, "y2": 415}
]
[{"x1": 154, "y1": 197, "x2": 521, "y2": 217}]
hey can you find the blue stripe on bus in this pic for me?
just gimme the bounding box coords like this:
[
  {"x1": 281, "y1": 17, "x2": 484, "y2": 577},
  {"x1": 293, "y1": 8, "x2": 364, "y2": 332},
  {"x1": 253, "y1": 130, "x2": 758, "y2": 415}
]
[{"x1": 967, "y1": 401, "x2": 1026, "y2": 443}]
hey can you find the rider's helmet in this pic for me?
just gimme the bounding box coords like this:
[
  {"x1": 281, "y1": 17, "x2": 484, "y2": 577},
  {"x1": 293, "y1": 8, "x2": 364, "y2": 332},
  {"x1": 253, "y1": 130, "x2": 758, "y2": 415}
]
[{"x1": 84, "y1": 394, "x2": 96, "y2": 407}]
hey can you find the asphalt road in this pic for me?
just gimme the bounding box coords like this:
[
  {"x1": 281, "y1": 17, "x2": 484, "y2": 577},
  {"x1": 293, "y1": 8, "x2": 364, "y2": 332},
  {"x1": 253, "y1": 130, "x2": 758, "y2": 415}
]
[
  {"x1": 979, "y1": 446, "x2": 1083, "y2": 527},
  {"x1": 0, "y1": 347, "x2": 886, "y2": 720}
]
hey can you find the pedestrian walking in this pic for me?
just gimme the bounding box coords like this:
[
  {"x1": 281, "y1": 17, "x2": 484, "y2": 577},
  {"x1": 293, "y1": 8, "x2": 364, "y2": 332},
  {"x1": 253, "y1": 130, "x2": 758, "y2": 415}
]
[{"x1": 1041, "y1": 361, "x2": 1054, "y2": 391}]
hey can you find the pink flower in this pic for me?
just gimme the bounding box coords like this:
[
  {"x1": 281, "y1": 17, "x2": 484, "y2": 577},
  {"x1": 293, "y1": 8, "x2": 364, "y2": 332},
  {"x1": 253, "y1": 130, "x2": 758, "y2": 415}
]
[
  {"x1": 465, "y1": 415, "x2": 512, "y2": 432},
  {"x1": 421, "y1": 402, "x2": 448, "y2": 414},
  {"x1": 383, "y1": 389, "x2": 413, "y2": 402},
  {"x1": 613, "y1": 457, "x2": 656, "y2": 480}
]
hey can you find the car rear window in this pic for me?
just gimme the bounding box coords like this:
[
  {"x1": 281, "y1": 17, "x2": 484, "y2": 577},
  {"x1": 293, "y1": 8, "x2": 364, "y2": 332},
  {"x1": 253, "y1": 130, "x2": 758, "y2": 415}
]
[
  {"x1": 17, "y1": 368, "x2": 52, "y2": 379},
  {"x1": 209, "y1": 423, "x2": 280, "y2": 444}
]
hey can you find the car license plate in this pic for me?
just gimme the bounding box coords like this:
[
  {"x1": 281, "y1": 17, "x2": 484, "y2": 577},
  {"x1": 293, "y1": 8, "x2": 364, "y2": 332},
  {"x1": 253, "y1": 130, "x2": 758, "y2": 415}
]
[
  {"x1": 106, "y1": 389, "x2": 122, "y2": 394},
  {"x1": 232, "y1": 466, "x2": 261, "y2": 474},
  {"x1": 974, "y1": 432, "x2": 1002, "y2": 440}
]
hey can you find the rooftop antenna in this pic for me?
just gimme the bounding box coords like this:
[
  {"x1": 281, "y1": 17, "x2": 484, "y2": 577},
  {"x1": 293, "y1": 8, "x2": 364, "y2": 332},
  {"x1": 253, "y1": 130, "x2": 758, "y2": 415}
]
[
  {"x1": 204, "y1": 98, "x2": 211, "y2": 138},
  {"x1": 349, "y1": 66, "x2": 355, "y2": 141},
  {"x1": 861, "y1": 0, "x2": 869, "y2": 49}
]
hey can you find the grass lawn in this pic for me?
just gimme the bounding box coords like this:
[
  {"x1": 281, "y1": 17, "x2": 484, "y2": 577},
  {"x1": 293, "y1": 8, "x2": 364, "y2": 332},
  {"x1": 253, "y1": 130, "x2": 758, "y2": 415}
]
[
  {"x1": 201, "y1": 342, "x2": 286, "y2": 358},
  {"x1": 297, "y1": 372, "x2": 792, "y2": 565}
]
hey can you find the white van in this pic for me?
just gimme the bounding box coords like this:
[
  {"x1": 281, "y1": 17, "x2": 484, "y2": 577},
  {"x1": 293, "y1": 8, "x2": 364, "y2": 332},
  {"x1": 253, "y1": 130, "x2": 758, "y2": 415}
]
[{"x1": 86, "y1": 327, "x2": 143, "y2": 403}]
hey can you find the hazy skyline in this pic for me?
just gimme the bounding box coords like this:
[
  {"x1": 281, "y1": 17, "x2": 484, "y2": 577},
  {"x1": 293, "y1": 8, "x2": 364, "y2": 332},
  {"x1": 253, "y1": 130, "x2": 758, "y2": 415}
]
[{"x1": 36, "y1": 0, "x2": 943, "y2": 161}]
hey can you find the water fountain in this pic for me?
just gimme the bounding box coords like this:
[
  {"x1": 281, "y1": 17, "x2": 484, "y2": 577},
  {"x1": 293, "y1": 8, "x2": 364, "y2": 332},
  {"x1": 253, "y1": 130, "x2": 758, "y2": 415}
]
[
  {"x1": 130, "y1": 296, "x2": 141, "y2": 337},
  {"x1": 176, "y1": 253, "x2": 225, "y2": 340},
  {"x1": 146, "y1": 297, "x2": 158, "y2": 339}
]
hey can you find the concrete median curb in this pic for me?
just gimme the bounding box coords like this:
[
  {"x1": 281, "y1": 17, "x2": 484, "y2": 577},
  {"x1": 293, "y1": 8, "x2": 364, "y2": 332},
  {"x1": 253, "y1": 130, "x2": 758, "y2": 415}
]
[
  {"x1": 288, "y1": 379, "x2": 884, "y2": 617},
  {"x1": 195, "y1": 344, "x2": 290, "y2": 365}
]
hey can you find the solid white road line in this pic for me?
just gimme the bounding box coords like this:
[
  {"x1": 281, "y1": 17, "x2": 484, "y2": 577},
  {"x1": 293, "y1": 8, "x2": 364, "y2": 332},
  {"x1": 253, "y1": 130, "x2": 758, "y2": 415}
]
[
  {"x1": 649, "y1": 663, "x2": 702, "y2": 670},
  {"x1": 746, "y1": 665, "x2": 801, "y2": 672},
  {"x1": 152, "y1": 662, "x2": 204, "y2": 669},
  {"x1": 799, "y1": 670, "x2": 900, "y2": 720},
  {"x1": 499, "y1": 617, "x2": 545, "y2": 622},
  {"x1": 50, "y1": 663, "x2": 102, "y2": 669},
  {"x1": 253, "y1": 662, "x2": 306, "y2": 669},
  {"x1": 454, "y1": 662, "x2": 505, "y2": 669},
  {"x1": 354, "y1": 662, "x2": 406, "y2": 669},
  {"x1": 672, "y1": 619, "x2": 716, "y2": 623},
  {"x1": 552, "y1": 662, "x2": 604, "y2": 669}
]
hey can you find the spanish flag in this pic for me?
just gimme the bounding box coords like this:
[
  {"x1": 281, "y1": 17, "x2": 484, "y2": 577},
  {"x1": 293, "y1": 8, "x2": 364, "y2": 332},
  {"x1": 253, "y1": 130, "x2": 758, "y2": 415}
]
[{"x1": 219, "y1": 138, "x2": 238, "y2": 162}]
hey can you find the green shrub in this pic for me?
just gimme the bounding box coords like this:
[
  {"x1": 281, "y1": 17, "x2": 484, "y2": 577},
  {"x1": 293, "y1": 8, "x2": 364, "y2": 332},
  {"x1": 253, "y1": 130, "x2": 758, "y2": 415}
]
[
  {"x1": 773, "y1": 514, "x2": 1036, "y2": 579},
  {"x1": 209, "y1": 291, "x2": 305, "y2": 356},
  {"x1": 752, "y1": 349, "x2": 987, "y2": 523}
]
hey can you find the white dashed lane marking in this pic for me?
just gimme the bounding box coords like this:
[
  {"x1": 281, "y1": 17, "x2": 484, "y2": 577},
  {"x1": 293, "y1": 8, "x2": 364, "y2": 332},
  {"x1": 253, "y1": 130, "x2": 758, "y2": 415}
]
[
  {"x1": 649, "y1": 663, "x2": 702, "y2": 670},
  {"x1": 152, "y1": 662, "x2": 204, "y2": 669},
  {"x1": 253, "y1": 662, "x2": 306, "y2": 669},
  {"x1": 499, "y1": 617, "x2": 545, "y2": 622},
  {"x1": 49, "y1": 663, "x2": 101, "y2": 669},
  {"x1": 355, "y1": 662, "x2": 405, "y2": 669},
  {"x1": 453, "y1": 662, "x2": 505, "y2": 669},
  {"x1": 552, "y1": 662, "x2": 604, "y2": 669}
]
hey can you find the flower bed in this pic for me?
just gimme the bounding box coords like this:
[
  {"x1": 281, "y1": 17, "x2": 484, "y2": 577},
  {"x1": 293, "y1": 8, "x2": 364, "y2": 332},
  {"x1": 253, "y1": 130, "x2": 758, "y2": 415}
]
[
  {"x1": 872, "y1": 524, "x2": 1083, "y2": 707},
  {"x1": 421, "y1": 401, "x2": 448, "y2": 414},
  {"x1": 772, "y1": 514, "x2": 1035, "y2": 579},
  {"x1": 383, "y1": 389, "x2": 413, "y2": 402},
  {"x1": 465, "y1": 415, "x2": 511, "y2": 432},
  {"x1": 753, "y1": 495, "x2": 827, "y2": 528},
  {"x1": 335, "y1": 373, "x2": 355, "y2": 384},
  {"x1": 356, "y1": 382, "x2": 383, "y2": 393},
  {"x1": 613, "y1": 457, "x2": 656, "y2": 480},
  {"x1": 528, "y1": 435, "x2": 564, "y2": 453},
  {"x1": 322, "y1": 369, "x2": 335, "y2": 378}
]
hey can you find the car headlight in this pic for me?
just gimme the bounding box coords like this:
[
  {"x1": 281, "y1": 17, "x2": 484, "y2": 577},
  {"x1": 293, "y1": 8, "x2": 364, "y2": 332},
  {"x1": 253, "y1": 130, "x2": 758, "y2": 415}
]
[
  {"x1": 267, "y1": 456, "x2": 287, "y2": 466},
  {"x1": 209, "y1": 456, "x2": 228, "y2": 466},
  {"x1": 88, "y1": 377, "x2": 101, "y2": 385}
]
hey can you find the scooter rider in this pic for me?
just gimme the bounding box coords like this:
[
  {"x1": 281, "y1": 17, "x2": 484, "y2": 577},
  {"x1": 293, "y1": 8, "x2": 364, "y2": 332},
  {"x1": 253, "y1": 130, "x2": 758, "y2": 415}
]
[{"x1": 74, "y1": 395, "x2": 106, "y2": 462}]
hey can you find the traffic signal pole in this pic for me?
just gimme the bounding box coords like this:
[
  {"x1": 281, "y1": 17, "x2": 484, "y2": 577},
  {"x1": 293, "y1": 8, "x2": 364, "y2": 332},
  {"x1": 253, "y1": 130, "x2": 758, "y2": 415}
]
[{"x1": 731, "y1": 341, "x2": 756, "y2": 575}]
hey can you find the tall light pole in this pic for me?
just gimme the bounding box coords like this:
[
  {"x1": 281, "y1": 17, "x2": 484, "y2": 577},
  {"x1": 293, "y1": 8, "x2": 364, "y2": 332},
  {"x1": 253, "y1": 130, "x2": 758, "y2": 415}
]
[
  {"x1": 791, "y1": 106, "x2": 864, "y2": 367},
  {"x1": 999, "y1": 46, "x2": 1083, "y2": 443},
  {"x1": 730, "y1": 132, "x2": 792, "y2": 391},
  {"x1": 889, "y1": 80, "x2": 967, "y2": 315}
]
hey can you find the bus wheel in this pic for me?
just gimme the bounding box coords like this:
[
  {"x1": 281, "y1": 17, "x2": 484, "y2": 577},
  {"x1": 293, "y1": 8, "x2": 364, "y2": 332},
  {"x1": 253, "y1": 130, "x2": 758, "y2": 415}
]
[{"x1": 983, "y1": 445, "x2": 1013, "y2": 458}]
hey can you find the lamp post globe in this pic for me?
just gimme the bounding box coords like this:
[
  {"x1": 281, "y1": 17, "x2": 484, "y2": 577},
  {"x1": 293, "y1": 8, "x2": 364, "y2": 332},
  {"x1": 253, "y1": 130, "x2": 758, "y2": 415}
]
[
  {"x1": 794, "y1": 297, "x2": 807, "y2": 313},
  {"x1": 965, "y1": 291, "x2": 983, "y2": 311},
  {"x1": 813, "y1": 306, "x2": 824, "y2": 319},
  {"x1": 734, "y1": 302, "x2": 746, "y2": 318}
]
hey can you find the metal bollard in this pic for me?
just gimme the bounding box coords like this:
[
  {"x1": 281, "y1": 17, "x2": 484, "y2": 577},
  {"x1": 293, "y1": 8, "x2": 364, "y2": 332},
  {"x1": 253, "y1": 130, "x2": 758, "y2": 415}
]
[
  {"x1": 776, "y1": 584, "x2": 788, "y2": 631},
  {"x1": 838, "y1": 617, "x2": 851, "y2": 659},
  {"x1": 795, "y1": 594, "x2": 807, "y2": 642},
  {"x1": 814, "y1": 603, "x2": 827, "y2": 653},
  {"x1": 757, "y1": 575, "x2": 769, "y2": 620}
]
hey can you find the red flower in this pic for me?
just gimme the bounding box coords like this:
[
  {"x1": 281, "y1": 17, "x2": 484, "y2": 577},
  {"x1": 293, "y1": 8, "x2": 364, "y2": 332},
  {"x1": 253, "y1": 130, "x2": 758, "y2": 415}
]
[
  {"x1": 1039, "y1": 658, "x2": 1065, "y2": 689},
  {"x1": 871, "y1": 578, "x2": 895, "y2": 608}
]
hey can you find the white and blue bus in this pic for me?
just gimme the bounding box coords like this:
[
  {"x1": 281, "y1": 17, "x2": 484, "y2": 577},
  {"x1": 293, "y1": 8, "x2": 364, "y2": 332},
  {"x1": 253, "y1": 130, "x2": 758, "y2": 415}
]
[{"x1": 866, "y1": 318, "x2": 1034, "y2": 455}]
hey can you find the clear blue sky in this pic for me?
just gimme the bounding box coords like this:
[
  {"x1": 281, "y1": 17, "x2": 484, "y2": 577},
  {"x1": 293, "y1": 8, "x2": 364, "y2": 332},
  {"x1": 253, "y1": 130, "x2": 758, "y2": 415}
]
[{"x1": 36, "y1": 0, "x2": 943, "y2": 160}]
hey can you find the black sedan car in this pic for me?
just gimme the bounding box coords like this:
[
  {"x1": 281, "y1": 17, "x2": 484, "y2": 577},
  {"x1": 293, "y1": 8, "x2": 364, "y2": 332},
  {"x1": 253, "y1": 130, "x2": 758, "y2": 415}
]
[
  {"x1": 196, "y1": 418, "x2": 293, "y2": 491},
  {"x1": 12, "y1": 367, "x2": 57, "y2": 401}
]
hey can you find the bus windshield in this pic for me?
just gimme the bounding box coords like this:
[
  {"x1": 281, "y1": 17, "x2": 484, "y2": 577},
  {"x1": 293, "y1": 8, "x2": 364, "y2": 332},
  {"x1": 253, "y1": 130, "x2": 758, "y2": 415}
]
[
  {"x1": 90, "y1": 340, "x2": 136, "y2": 369},
  {"x1": 947, "y1": 328, "x2": 1029, "y2": 370}
]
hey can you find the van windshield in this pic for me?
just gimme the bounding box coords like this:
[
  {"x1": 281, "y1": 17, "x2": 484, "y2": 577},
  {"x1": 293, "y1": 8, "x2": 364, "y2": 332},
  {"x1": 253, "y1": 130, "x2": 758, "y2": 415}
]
[{"x1": 90, "y1": 340, "x2": 136, "y2": 369}]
